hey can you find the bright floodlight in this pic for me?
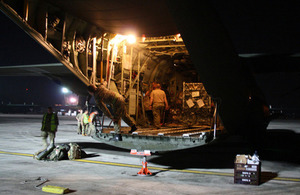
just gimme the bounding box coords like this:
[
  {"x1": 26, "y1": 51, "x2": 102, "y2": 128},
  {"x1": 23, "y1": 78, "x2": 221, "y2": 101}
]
[
  {"x1": 69, "y1": 97, "x2": 77, "y2": 103},
  {"x1": 127, "y1": 35, "x2": 136, "y2": 44},
  {"x1": 62, "y1": 87, "x2": 69, "y2": 94}
]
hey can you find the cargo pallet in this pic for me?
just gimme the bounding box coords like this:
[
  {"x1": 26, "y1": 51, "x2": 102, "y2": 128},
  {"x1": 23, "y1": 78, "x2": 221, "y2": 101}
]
[{"x1": 234, "y1": 162, "x2": 261, "y2": 185}]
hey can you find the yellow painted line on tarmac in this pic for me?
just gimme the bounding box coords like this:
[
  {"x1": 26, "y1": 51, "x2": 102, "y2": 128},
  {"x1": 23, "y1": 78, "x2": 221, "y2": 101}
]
[
  {"x1": 167, "y1": 168, "x2": 233, "y2": 177},
  {"x1": 273, "y1": 177, "x2": 300, "y2": 182},
  {"x1": 0, "y1": 150, "x2": 34, "y2": 157},
  {"x1": 76, "y1": 159, "x2": 142, "y2": 169},
  {"x1": 1, "y1": 150, "x2": 300, "y2": 182},
  {"x1": 76, "y1": 160, "x2": 298, "y2": 181},
  {"x1": 76, "y1": 158, "x2": 233, "y2": 177}
]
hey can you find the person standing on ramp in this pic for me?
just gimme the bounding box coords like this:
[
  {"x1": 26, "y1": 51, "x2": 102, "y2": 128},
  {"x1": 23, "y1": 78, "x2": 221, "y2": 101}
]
[
  {"x1": 87, "y1": 84, "x2": 137, "y2": 141},
  {"x1": 150, "y1": 83, "x2": 169, "y2": 129}
]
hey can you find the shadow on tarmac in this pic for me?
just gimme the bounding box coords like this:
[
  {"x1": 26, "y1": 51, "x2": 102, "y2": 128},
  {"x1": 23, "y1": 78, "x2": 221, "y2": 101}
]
[
  {"x1": 56, "y1": 129, "x2": 300, "y2": 184},
  {"x1": 148, "y1": 129, "x2": 300, "y2": 170},
  {"x1": 260, "y1": 172, "x2": 279, "y2": 184},
  {"x1": 262, "y1": 129, "x2": 300, "y2": 163},
  {"x1": 61, "y1": 130, "x2": 300, "y2": 171}
]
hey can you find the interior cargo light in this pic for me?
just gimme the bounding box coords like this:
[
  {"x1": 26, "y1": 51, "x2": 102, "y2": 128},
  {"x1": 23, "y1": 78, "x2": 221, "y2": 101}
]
[
  {"x1": 110, "y1": 34, "x2": 125, "y2": 45},
  {"x1": 142, "y1": 34, "x2": 146, "y2": 42},
  {"x1": 175, "y1": 33, "x2": 181, "y2": 41},
  {"x1": 127, "y1": 34, "x2": 136, "y2": 44},
  {"x1": 110, "y1": 34, "x2": 136, "y2": 46}
]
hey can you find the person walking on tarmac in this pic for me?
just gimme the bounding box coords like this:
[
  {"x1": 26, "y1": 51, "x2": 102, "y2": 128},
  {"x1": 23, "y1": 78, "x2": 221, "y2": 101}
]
[
  {"x1": 150, "y1": 83, "x2": 169, "y2": 129},
  {"x1": 41, "y1": 107, "x2": 59, "y2": 149},
  {"x1": 87, "y1": 84, "x2": 137, "y2": 141},
  {"x1": 76, "y1": 109, "x2": 83, "y2": 134},
  {"x1": 81, "y1": 110, "x2": 89, "y2": 136}
]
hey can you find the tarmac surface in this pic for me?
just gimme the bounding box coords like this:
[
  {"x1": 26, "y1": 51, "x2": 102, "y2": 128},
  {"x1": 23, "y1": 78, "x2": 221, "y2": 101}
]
[{"x1": 0, "y1": 114, "x2": 300, "y2": 195}]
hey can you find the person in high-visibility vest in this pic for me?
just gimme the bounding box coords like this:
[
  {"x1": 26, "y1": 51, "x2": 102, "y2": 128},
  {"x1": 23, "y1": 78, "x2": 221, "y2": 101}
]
[
  {"x1": 81, "y1": 110, "x2": 89, "y2": 136},
  {"x1": 87, "y1": 111, "x2": 98, "y2": 136},
  {"x1": 41, "y1": 107, "x2": 59, "y2": 148}
]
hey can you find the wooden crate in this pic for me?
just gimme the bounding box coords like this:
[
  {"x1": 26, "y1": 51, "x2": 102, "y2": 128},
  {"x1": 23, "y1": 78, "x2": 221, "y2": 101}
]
[{"x1": 234, "y1": 162, "x2": 261, "y2": 185}]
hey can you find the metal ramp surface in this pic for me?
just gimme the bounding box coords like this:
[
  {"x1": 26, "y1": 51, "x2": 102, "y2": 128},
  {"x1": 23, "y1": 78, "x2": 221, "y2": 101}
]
[{"x1": 91, "y1": 125, "x2": 219, "y2": 152}]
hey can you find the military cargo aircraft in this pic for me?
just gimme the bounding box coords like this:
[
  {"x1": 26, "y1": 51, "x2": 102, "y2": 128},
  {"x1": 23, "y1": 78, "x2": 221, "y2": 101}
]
[{"x1": 1, "y1": 0, "x2": 298, "y2": 152}]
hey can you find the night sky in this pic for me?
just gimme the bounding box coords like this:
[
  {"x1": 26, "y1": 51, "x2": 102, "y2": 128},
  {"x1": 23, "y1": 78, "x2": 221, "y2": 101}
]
[
  {"x1": 0, "y1": 76, "x2": 64, "y2": 106},
  {"x1": 0, "y1": 11, "x2": 64, "y2": 106}
]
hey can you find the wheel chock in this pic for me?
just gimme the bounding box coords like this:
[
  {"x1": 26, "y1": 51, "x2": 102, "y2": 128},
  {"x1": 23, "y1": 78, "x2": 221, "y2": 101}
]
[
  {"x1": 42, "y1": 185, "x2": 69, "y2": 194},
  {"x1": 130, "y1": 149, "x2": 152, "y2": 176}
]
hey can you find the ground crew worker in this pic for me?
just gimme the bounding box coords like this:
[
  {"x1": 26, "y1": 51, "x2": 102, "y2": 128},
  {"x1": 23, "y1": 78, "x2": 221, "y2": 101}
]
[
  {"x1": 41, "y1": 107, "x2": 59, "y2": 148},
  {"x1": 81, "y1": 110, "x2": 89, "y2": 136},
  {"x1": 87, "y1": 84, "x2": 137, "y2": 141},
  {"x1": 143, "y1": 89, "x2": 153, "y2": 126},
  {"x1": 150, "y1": 83, "x2": 169, "y2": 129},
  {"x1": 87, "y1": 111, "x2": 98, "y2": 136},
  {"x1": 76, "y1": 109, "x2": 83, "y2": 134}
]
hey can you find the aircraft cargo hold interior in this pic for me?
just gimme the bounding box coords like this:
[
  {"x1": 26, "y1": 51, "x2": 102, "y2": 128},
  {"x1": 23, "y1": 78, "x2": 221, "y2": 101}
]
[{"x1": 0, "y1": 0, "x2": 229, "y2": 151}]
